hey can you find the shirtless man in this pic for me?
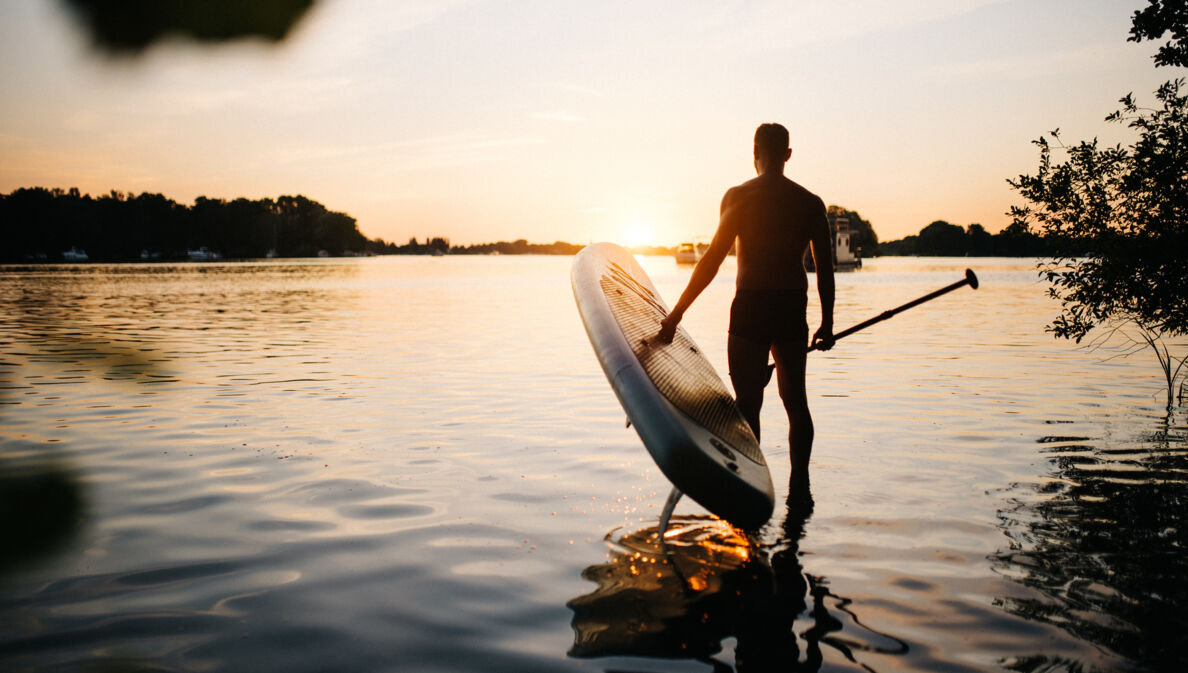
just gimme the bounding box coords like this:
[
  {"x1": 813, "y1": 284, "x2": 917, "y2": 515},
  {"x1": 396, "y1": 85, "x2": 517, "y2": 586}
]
[{"x1": 658, "y1": 123, "x2": 835, "y2": 484}]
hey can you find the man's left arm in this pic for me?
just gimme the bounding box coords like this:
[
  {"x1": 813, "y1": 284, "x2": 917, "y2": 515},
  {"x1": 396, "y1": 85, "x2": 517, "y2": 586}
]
[{"x1": 809, "y1": 202, "x2": 835, "y2": 350}]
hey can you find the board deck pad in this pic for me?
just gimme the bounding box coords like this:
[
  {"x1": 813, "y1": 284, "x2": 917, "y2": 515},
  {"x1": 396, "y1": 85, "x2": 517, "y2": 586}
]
[
  {"x1": 573, "y1": 243, "x2": 774, "y2": 529},
  {"x1": 599, "y1": 266, "x2": 763, "y2": 464}
]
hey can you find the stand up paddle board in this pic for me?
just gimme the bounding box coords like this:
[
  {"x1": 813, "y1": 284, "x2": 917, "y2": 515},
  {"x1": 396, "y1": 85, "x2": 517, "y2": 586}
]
[{"x1": 572, "y1": 242, "x2": 774, "y2": 529}]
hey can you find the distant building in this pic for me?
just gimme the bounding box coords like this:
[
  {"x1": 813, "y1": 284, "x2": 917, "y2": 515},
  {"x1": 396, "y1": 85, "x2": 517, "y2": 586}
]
[
  {"x1": 804, "y1": 215, "x2": 862, "y2": 271},
  {"x1": 831, "y1": 216, "x2": 861, "y2": 267}
]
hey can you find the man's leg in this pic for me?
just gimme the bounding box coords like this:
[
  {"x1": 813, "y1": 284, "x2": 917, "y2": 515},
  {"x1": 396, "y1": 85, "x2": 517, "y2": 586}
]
[
  {"x1": 772, "y1": 339, "x2": 812, "y2": 482},
  {"x1": 728, "y1": 333, "x2": 771, "y2": 442}
]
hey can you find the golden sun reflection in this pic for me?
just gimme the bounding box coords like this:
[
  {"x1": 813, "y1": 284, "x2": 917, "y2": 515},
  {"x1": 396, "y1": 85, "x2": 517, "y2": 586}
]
[{"x1": 567, "y1": 516, "x2": 761, "y2": 660}]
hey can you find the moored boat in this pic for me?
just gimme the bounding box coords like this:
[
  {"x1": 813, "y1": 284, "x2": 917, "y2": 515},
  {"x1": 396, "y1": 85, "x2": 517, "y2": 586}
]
[
  {"x1": 187, "y1": 247, "x2": 222, "y2": 261},
  {"x1": 674, "y1": 242, "x2": 700, "y2": 264}
]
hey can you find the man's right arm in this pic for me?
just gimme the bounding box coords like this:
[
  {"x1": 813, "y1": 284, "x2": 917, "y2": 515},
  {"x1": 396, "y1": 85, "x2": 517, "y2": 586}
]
[{"x1": 658, "y1": 189, "x2": 739, "y2": 343}]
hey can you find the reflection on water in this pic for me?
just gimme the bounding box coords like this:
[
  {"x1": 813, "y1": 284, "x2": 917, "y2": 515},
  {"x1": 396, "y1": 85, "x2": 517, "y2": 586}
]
[
  {"x1": 993, "y1": 420, "x2": 1188, "y2": 670},
  {"x1": 569, "y1": 496, "x2": 908, "y2": 671},
  {"x1": 569, "y1": 516, "x2": 773, "y2": 665}
]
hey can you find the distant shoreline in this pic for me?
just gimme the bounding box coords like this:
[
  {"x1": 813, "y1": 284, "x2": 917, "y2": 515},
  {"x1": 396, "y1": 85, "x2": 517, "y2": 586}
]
[
  {"x1": 1, "y1": 186, "x2": 684, "y2": 263},
  {"x1": 0, "y1": 247, "x2": 666, "y2": 265},
  {"x1": 0, "y1": 253, "x2": 1049, "y2": 271},
  {"x1": 2, "y1": 186, "x2": 1059, "y2": 263}
]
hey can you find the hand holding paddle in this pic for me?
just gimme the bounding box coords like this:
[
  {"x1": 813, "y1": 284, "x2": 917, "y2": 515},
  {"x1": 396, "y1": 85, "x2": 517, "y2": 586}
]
[
  {"x1": 808, "y1": 268, "x2": 979, "y2": 352},
  {"x1": 655, "y1": 269, "x2": 979, "y2": 351},
  {"x1": 811, "y1": 324, "x2": 835, "y2": 351}
]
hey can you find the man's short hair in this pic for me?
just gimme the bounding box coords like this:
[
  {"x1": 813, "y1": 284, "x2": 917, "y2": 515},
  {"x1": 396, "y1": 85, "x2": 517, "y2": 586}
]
[{"x1": 754, "y1": 123, "x2": 789, "y2": 159}]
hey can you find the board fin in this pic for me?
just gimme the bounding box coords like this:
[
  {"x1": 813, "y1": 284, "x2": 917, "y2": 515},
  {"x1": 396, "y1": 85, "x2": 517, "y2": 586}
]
[{"x1": 658, "y1": 487, "x2": 682, "y2": 537}]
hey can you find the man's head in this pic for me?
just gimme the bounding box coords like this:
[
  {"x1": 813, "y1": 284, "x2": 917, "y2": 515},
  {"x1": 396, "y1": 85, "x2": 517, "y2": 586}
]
[{"x1": 753, "y1": 123, "x2": 791, "y2": 173}]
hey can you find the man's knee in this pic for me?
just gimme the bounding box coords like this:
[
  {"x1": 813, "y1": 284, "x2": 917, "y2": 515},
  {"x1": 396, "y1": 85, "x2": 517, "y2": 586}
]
[
  {"x1": 735, "y1": 388, "x2": 764, "y2": 422},
  {"x1": 730, "y1": 362, "x2": 768, "y2": 407},
  {"x1": 783, "y1": 403, "x2": 810, "y2": 426},
  {"x1": 780, "y1": 393, "x2": 811, "y2": 421}
]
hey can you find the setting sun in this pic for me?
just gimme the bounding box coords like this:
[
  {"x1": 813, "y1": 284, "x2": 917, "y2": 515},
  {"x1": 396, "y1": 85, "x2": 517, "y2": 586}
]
[{"x1": 620, "y1": 220, "x2": 656, "y2": 249}]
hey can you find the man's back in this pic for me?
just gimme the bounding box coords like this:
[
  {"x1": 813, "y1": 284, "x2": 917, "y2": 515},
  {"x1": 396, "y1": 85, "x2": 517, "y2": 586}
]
[{"x1": 724, "y1": 173, "x2": 827, "y2": 292}]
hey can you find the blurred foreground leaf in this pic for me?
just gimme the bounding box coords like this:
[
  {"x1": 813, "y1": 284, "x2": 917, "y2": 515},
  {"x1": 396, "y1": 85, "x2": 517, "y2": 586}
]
[{"x1": 59, "y1": 0, "x2": 316, "y2": 53}]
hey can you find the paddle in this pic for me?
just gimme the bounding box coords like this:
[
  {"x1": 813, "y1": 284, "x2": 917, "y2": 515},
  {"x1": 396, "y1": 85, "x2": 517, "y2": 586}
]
[{"x1": 809, "y1": 268, "x2": 979, "y2": 352}]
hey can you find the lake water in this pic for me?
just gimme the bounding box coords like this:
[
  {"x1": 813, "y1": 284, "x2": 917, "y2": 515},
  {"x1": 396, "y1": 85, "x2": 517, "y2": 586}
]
[{"x1": 0, "y1": 256, "x2": 1184, "y2": 672}]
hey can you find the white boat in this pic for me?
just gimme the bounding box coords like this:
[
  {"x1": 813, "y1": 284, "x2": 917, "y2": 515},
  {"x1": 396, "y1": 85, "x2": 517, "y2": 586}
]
[
  {"x1": 674, "y1": 242, "x2": 699, "y2": 264},
  {"x1": 674, "y1": 236, "x2": 711, "y2": 264},
  {"x1": 62, "y1": 247, "x2": 88, "y2": 262},
  {"x1": 187, "y1": 247, "x2": 222, "y2": 261}
]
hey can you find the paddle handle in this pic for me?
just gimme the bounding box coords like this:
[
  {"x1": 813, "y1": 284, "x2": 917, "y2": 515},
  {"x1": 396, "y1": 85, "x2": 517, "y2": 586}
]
[{"x1": 807, "y1": 268, "x2": 978, "y2": 352}]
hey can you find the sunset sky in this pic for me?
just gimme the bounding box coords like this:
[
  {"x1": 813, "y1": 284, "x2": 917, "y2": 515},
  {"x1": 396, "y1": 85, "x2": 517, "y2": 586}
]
[{"x1": 0, "y1": 0, "x2": 1172, "y2": 246}]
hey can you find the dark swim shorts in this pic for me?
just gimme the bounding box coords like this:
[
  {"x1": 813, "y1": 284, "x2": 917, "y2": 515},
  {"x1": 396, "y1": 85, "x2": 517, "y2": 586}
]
[{"x1": 729, "y1": 289, "x2": 809, "y2": 343}]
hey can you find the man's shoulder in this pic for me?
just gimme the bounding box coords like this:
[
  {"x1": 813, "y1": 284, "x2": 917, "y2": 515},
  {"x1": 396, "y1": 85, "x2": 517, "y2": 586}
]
[
  {"x1": 726, "y1": 175, "x2": 824, "y2": 211},
  {"x1": 783, "y1": 178, "x2": 824, "y2": 205},
  {"x1": 721, "y1": 181, "x2": 753, "y2": 208}
]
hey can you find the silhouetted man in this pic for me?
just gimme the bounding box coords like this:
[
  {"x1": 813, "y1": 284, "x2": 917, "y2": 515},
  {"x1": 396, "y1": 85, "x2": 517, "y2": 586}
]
[{"x1": 658, "y1": 123, "x2": 834, "y2": 485}]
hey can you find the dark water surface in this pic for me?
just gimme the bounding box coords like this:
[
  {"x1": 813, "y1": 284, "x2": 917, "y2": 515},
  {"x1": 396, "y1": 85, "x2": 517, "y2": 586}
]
[{"x1": 1, "y1": 256, "x2": 1184, "y2": 672}]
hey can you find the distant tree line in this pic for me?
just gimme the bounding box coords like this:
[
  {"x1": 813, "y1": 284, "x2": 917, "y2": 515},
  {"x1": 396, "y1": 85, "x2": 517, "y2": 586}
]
[
  {"x1": 1, "y1": 186, "x2": 1064, "y2": 262},
  {"x1": 449, "y1": 239, "x2": 586, "y2": 255},
  {"x1": 369, "y1": 236, "x2": 453, "y2": 255},
  {"x1": 877, "y1": 220, "x2": 1052, "y2": 257},
  {"x1": 815, "y1": 206, "x2": 1051, "y2": 257},
  {"x1": 368, "y1": 237, "x2": 598, "y2": 256},
  {"x1": 0, "y1": 187, "x2": 368, "y2": 261},
  {"x1": 0, "y1": 187, "x2": 663, "y2": 261}
]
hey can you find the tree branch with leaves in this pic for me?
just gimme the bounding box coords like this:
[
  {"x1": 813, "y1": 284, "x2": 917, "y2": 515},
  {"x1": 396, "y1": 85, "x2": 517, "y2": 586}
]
[{"x1": 1008, "y1": 79, "x2": 1188, "y2": 409}]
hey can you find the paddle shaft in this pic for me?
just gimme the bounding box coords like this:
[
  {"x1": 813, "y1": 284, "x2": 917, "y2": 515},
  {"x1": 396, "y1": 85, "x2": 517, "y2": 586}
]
[{"x1": 808, "y1": 268, "x2": 978, "y2": 353}]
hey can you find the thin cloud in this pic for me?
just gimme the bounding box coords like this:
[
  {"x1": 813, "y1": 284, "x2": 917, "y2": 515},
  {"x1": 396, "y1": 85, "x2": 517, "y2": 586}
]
[
  {"x1": 710, "y1": 0, "x2": 1011, "y2": 50},
  {"x1": 257, "y1": 134, "x2": 549, "y2": 173},
  {"x1": 540, "y1": 82, "x2": 605, "y2": 99},
  {"x1": 923, "y1": 42, "x2": 1142, "y2": 81},
  {"x1": 531, "y1": 110, "x2": 587, "y2": 123}
]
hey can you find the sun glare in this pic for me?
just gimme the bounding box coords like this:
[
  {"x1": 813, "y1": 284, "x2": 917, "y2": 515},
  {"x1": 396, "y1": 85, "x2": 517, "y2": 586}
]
[{"x1": 621, "y1": 220, "x2": 655, "y2": 249}]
